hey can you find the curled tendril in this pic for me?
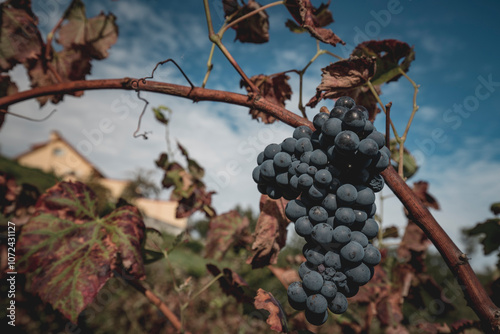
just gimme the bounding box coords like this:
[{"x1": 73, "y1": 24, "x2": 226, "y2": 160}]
[
  {"x1": 131, "y1": 59, "x2": 195, "y2": 139},
  {"x1": 1, "y1": 108, "x2": 57, "y2": 122}
]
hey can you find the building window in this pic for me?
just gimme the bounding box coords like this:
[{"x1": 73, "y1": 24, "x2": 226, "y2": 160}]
[{"x1": 53, "y1": 147, "x2": 65, "y2": 156}]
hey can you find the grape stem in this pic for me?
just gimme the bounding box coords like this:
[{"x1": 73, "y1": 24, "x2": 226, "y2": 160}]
[{"x1": 2, "y1": 79, "x2": 500, "y2": 333}]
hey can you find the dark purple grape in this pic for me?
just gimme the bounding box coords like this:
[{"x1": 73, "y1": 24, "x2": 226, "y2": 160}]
[
  {"x1": 334, "y1": 96, "x2": 356, "y2": 109},
  {"x1": 293, "y1": 125, "x2": 313, "y2": 139}
]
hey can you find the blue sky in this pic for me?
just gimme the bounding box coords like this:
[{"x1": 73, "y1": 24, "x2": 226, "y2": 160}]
[{"x1": 1, "y1": 0, "x2": 500, "y2": 270}]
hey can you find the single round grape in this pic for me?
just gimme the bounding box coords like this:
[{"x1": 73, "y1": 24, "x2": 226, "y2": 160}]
[
  {"x1": 328, "y1": 292, "x2": 348, "y2": 314},
  {"x1": 273, "y1": 152, "x2": 292, "y2": 169},
  {"x1": 350, "y1": 105, "x2": 369, "y2": 120},
  {"x1": 300, "y1": 151, "x2": 312, "y2": 164},
  {"x1": 264, "y1": 143, "x2": 281, "y2": 160},
  {"x1": 310, "y1": 149, "x2": 328, "y2": 168},
  {"x1": 307, "y1": 165, "x2": 318, "y2": 176},
  {"x1": 309, "y1": 206, "x2": 328, "y2": 224},
  {"x1": 340, "y1": 241, "x2": 365, "y2": 263},
  {"x1": 257, "y1": 151, "x2": 265, "y2": 165},
  {"x1": 345, "y1": 262, "x2": 372, "y2": 285},
  {"x1": 342, "y1": 281, "x2": 360, "y2": 298},
  {"x1": 335, "y1": 207, "x2": 356, "y2": 226},
  {"x1": 351, "y1": 231, "x2": 369, "y2": 247},
  {"x1": 298, "y1": 173, "x2": 314, "y2": 190},
  {"x1": 335, "y1": 130, "x2": 360, "y2": 153},
  {"x1": 308, "y1": 184, "x2": 327, "y2": 201},
  {"x1": 304, "y1": 244, "x2": 326, "y2": 265},
  {"x1": 275, "y1": 172, "x2": 289, "y2": 187},
  {"x1": 367, "y1": 174, "x2": 385, "y2": 193},
  {"x1": 335, "y1": 96, "x2": 356, "y2": 109},
  {"x1": 252, "y1": 165, "x2": 261, "y2": 183},
  {"x1": 312, "y1": 223, "x2": 333, "y2": 244},
  {"x1": 296, "y1": 162, "x2": 309, "y2": 175},
  {"x1": 353, "y1": 209, "x2": 368, "y2": 224},
  {"x1": 321, "y1": 193, "x2": 337, "y2": 214},
  {"x1": 332, "y1": 225, "x2": 351, "y2": 244},
  {"x1": 287, "y1": 281, "x2": 308, "y2": 305},
  {"x1": 363, "y1": 244, "x2": 381, "y2": 266},
  {"x1": 281, "y1": 137, "x2": 297, "y2": 154},
  {"x1": 295, "y1": 216, "x2": 313, "y2": 237},
  {"x1": 305, "y1": 309, "x2": 329, "y2": 326},
  {"x1": 299, "y1": 261, "x2": 316, "y2": 280},
  {"x1": 303, "y1": 271, "x2": 324, "y2": 293},
  {"x1": 360, "y1": 218, "x2": 379, "y2": 239},
  {"x1": 380, "y1": 145, "x2": 391, "y2": 160},
  {"x1": 321, "y1": 117, "x2": 343, "y2": 137},
  {"x1": 324, "y1": 251, "x2": 341, "y2": 270},
  {"x1": 358, "y1": 138, "x2": 379, "y2": 158},
  {"x1": 314, "y1": 169, "x2": 333, "y2": 187},
  {"x1": 373, "y1": 150, "x2": 390, "y2": 172},
  {"x1": 362, "y1": 120, "x2": 375, "y2": 136},
  {"x1": 313, "y1": 112, "x2": 330, "y2": 130},
  {"x1": 306, "y1": 294, "x2": 328, "y2": 314},
  {"x1": 343, "y1": 109, "x2": 366, "y2": 132},
  {"x1": 293, "y1": 125, "x2": 313, "y2": 139},
  {"x1": 259, "y1": 159, "x2": 275, "y2": 180},
  {"x1": 329, "y1": 105, "x2": 348, "y2": 120},
  {"x1": 366, "y1": 130, "x2": 385, "y2": 149},
  {"x1": 285, "y1": 199, "x2": 308, "y2": 221},
  {"x1": 311, "y1": 130, "x2": 321, "y2": 149},
  {"x1": 320, "y1": 280, "x2": 338, "y2": 300},
  {"x1": 295, "y1": 137, "x2": 314, "y2": 155},
  {"x1": 355, "y1": 185, "x2": 375, "y2": 206},
  {"x1": 336, "y1": 184, "x2": 358, "y2": 205},
  {"x1": 288, "y1": 160, "x2": 300, "y2": 176},
  {"x1": 289, "y1": 175, "x2": 299, "y2": 190}
]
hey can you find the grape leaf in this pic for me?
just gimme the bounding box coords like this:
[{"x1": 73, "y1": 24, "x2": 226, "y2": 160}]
[
  {"x1": 352, "y1": 39, "x2": 415, "y2": 86},
  {"x1": 491, "y1": 202, "x2": 500, "y2": 216},
  {"x1": 156, "y1": 151, "x2": 216, "y2": 218},
  {"x1": 0, "y1": 0, "x2": 43, "y2": 72},
  {"x1": 284, "y1": 0, "x2": 344, "y2": 46},
  {"x1": 206, "y1": 264, "x2": 252, "y2": 303},
  {"x1": 389, "y1": 139, "x2": 419, "y2": 179},
  {"x1": 464, "y1": 218, "x2": 500, "y2": 255},
  {"x1": 254, "y1": 288, "x2": 288, "y2": 332},
  {"x1": 411, "y1": 181, "x2": 439, "y2": 210},
  {"x1": 141, "y1": 227, "x2": 166, "y2": 264},
  {"x1": 246, "y1": 195, "x2": 289, "y2": 268},
  {"x1": 240, "y1": 73, "x2": 292, "y2": 124},
  {"x1": 0, "y1": 172, "x2": 39, "y2": 224},
  {"x1": 225, "y1": 0, "x2": 269, "y2": 44},
  {"x1": 17, "y1": 181, "x2": 145, "y2": 323},
  {"x1": 307, "y1": 56, "x2": 376, "y2": 108},
  {"x1": 57, "y1": 0, "x2": 118, "y2": 59},
  {"x1": 205, "y1": 210, "x2": 252, "y2": 260}
]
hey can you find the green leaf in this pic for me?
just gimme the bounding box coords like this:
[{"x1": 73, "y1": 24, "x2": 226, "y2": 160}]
[
  {"x1": 153, "y1": 105, "x2": 171, "y2": 125},
  {"x1": 17, "y1": 181, "x2": 145, "y2": 323},
  {"x1": 0, "y1": 0, "x2": 43, "y2": 71},
  {"x1": 491, "y1": 202, "x2": 500, "y2": 216},
  {"x1": 352, "y1": 39, "x2": 415, "y2": 86},
  {"x1": 389, "y1": 139, "x2": 419, "y2": 179},
  {"x1": 464, "y1": 218, "x2": 500, "y2": 255}
]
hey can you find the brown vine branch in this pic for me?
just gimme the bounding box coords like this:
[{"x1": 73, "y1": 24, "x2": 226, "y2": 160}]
[
  {"x1": 113, "y1": 267, "x2": 185, "y2": 332},
  {"x1": 1, "y1": 79, "x2": 499, "y2": 332}
]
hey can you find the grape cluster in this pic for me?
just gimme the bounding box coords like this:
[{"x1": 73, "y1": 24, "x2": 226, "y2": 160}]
[{"x1": 252, "y1": 96, "x2": 389, "y2": 326}]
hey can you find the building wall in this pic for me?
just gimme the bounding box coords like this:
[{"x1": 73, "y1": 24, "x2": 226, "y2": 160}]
[
  {"x1": 135, "y1": 198, "x2": 188, "y2": 230},
  {"x1": 98, "y1": 178, "x2": 130, "y2": 199}
]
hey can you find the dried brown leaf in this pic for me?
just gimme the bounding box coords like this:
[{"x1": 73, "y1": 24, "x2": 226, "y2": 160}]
[
  {"x1": 241, "y1": 73, "x2": 292, "y2": 124},
  {"x1": 226, "y1": 0, "x2": 269, "y2": 44},
  {"x1": 246, "y1": 195, "x2": 289, "y2": 268},
  {"x1": 254, "y1": 288, "x2": 288, "y2": 332},
  {"x1": 206, "y1": 264, "x2": 252, "y2": 303}
]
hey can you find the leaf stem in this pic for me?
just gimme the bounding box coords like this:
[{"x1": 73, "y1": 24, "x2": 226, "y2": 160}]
[
  {"x1": 181, "y1": 272, "x2": 224, "y2": 311},
  {"x1": 366, "y1": 80, "x2": 400, "y2": 140},
  {"x1": 220, "y1": 0, "x2": 284, "y2": 35},
  {"x1": 399, "y1": 67, "x2": 420, "y2": 140},
  {"x1": 201, "y1": 43, "x2": 216, "y2": 88}
]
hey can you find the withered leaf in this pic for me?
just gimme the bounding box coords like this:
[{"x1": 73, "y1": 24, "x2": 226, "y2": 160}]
[
  {"x1": 412, "y1": 181, "x2": 439, "y2": 210},
  {"x1": 254, "y1": 288, "x2": 288, "y2": 332},
  {"x1": 0, "y1": 74, "x2": 19, "y2": 129},
  {"x1": 246, "y1": 195, "x2": 289, "y2": 268},
  {"x1": 205, "y1": 210, "x2": 252, "y2": 260},
  {"x1": 0, "y1": 0, "x2": 43, "y2": 71},
  {"x1": 352, "y1": 39, "x2": 415, "y2": 85},
  {"x1": 307, "y1": 56, "x2": 376, "y2": 108},
  {"x1": 226, "y1": 0, "x2": 269, "y2": 44},
  {"x1": 397, "y1": 220, "x2": 431, "y2": 263},
  {"x1": 241, "y1": 73, "x2": 292, "y2": 124},
  {"x1": 490, "y1": 202, "x2": 500, "y2": 216},
  {"x1": 58, "y1": 0, "x2": 118, "y2": 59},
  {"x1": 284, "y1": 0, "x2": 344, "y2": 46},
  {"x1": 207, "y1": 264, "x2": 252, "y2": 303},
  {"x1": 464, "y1": 218, "x2": 500, "y2": 255},
  {"x1": 17, "y1": 181, "x2": 145, "y2": 323}
]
